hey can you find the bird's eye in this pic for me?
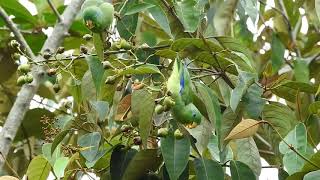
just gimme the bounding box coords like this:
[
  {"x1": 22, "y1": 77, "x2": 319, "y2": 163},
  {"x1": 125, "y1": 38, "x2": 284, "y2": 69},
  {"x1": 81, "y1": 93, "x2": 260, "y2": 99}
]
[{"x1": 192, "y1": 113, "x2": 196, "y2": 117}]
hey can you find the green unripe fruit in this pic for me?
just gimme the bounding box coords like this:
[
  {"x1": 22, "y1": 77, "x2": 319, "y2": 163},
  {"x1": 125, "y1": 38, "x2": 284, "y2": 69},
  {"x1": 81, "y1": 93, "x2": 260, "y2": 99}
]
[
  {"x1": 110, "y1": 42, "x2": 120, "y2": 50},
  {"x1": 120, "y1": 39, "x2": 132, "y2": 50},
  {"x1": 174, "y1": 129, "x2": 184, "y2": 139},
  {"x1": 155, "y1": 104, "x2": 164, "y2": 114},
  {"x1": 83, "y1": 34, "x2": 93, "y2": 41},
  {"x1": 10, "y1": 40, "x2": 20, "y2": 49},
  {"x1": 163, "y1": 96, "x2": 175, "y2": 109},
  {"x1": 53, "y1": 84, "x2": 60, "y2": 93},
  {"x1": 102, "y1": 61, "x2": 113, "y2": 69},
  {"x1": 157, "y1": 128, "x2": 169, "y2": 137},
  {"x1": 105, "y1": 75, "x2": 117, "y2": 84},
  {"x1": 17, "y1": 76, "x2": 26, "y2": 86},
  {"x1": 18, "y1": 64, "x2": 31, "y2": 73},
  {"x1": 25, "y1": 74, "x2": 33, "y2": 83},
  {"x1": 12, "y1": 53, "x2": 21, "y2": 60}
]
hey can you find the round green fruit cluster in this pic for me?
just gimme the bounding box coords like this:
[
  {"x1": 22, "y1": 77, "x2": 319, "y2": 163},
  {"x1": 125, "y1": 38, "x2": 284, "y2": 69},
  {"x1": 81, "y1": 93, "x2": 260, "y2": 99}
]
[
  {"x1": 16, "y1": 63, "x2": 33, "y2": 86},
  {"x1": 81, "y1": 0, "x2": 114, "y2": 33}
]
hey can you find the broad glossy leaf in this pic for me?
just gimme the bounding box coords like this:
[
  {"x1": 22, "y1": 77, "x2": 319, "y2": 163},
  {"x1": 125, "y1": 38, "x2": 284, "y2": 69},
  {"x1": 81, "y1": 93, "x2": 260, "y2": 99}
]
[
  {"x1": 110, "y1": 145, "x2": 137, "y2": 180},
  {"x1": 131, "y1": 89, "x2": 155, "y2": 148},
  {"x1": 42, "y1": 143, "x2": 61, "y2": 166},
  {"x1": 187, "y1": 119, "x2": 212, "y2": 154},
  {"x1": 230, "y1": 71, "x2": 256, "y2": 112},
  {"x1": 304, "y1": 170, "x2": 320, "y2": 180},
  {"x1": 51, "y1": 130, "x2": 70, "y2": 154},
  {"x1": 26, "y1": 155, "x2": 51, "y2": 180},
  {"x1": 224, "y1": 119, "x2": 261, "y2": 141},
  {"x1": 294, "y1": 59, "x2": 309, "y2": 83},
  {"x1": 93, "y1": 33, "x2": 104, "y2": 61},
  {"x1": 90, "y1": 100, "x2": 109, "y2": 122},
  {"x1": 122, "y1": 149, "x2": 162, "y2": 180},
  {"x1": 125, "y1": 2, "x2": 155, "y2": 15},
  {"x1": 194, "y1": 83, "x2": 222, "y2": 148},
  {"x1": 230, "y1": 160, "x2": 256, "y2": 180},
  {"x1": 232, "y1": 137, "x2": 261, "y2": 176},
  {"x1": 15, "y1": 108, "x2": 54, "y2": 141},
  {"x1": 279, "y1": 123, "x2": 314, "y2": 174},
  {"x1": 271, "y1": 33, "x2": 285, "y2": 73},
  {"x1": 213, "y1": 0, "x2": 238, "y2": 35},
  {"x1": 53, "y1": 157, "x2": 69, "y2": 179},
  {"x1": 161, "y1": 134, "x2": 190, "y2": 180},
  {"x1": 174, "y1": 0, "x2": 202, "y2": 32},
  {"x1": 77, "y1": 132, "x2": 101, "y2": 162},
  {"x1": 119, "y1": 64, "x2": 163, "y2": 76},
  {"x1": 302, "y1": 151, "x2": 320, "y2": 173},
  {"x1": 85, "y1": 55, "x2": 104, "y2": 96},
  {"x1": 242, "y1": 83, "x2": 265, "y2": 119},
  {"x1": 193, "y1": 158, "x2": 224, "y2": 180},
  {"x1": 146, "y1": 1, "x2": 172, "y2": 37},
  {"x1": 117, "y1": 0, "x2": 139, "y2": 40},
  {"x1": 315, "y1": 0, "x2": 320, "y2": 22},
  {"x1": 0, "y1": 0, "x2": 36, "y2": 25}
]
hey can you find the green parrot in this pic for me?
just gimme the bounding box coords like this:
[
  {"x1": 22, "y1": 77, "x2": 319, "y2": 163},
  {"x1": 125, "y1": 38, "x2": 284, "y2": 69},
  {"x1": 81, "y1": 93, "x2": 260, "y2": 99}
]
[{"x1": 167, "y1": 59, "x2": 202, "y2": 127}]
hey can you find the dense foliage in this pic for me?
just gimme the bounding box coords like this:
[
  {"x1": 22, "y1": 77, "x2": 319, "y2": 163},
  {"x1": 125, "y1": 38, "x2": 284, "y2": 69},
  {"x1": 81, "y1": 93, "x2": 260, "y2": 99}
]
[{"x1": 1, "y1": 0, "x2": 320, "y2": 179}]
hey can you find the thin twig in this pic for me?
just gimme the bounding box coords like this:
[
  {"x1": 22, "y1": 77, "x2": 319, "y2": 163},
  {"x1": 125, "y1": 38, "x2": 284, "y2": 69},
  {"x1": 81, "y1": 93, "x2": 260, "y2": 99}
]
[
  {"x1": 0, "y1": 5, "x2": 35, "y2": 59},
  {"x1": 47, "y1": 0, "x2": 63, "y2": 22}
]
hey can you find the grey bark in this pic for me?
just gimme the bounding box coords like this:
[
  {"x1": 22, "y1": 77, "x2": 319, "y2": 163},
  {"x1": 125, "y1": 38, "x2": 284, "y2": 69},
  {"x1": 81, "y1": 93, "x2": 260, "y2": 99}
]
[{"x1": 0, "y1": 0, "x2": 85, "y2": 170}]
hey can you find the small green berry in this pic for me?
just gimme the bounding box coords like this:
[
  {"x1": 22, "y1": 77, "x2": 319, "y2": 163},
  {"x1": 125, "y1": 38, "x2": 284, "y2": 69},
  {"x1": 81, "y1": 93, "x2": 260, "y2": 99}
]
[
  {"x1": 157, "y1": 128, "x2": 169, "y2": 137},
  {"x1": 17, "y1": 64, "x2": 31, "y2": 73},
  {"x1": 174, "y1": 129, "x2": 184, "y2": 139}
]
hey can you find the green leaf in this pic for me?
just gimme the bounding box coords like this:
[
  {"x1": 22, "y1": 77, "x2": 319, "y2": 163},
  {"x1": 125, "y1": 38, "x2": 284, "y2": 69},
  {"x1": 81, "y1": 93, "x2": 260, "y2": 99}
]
[
  {"x1": 230, "y1": 71, "x2": 256, "y2": 112},
  {"x1": 125, "y1": 2, "x2": 155, "y2": 15},
  {"x1": 15, "y1": 108, "x2": 54, "y2": 141},
  {"x1": 131, "y1": 89, "x2": 155, "y2": 149},
  {"x1": 147, "y1": 3, "x2": 172, "y2": 37},
  {"x1": 122, "y1": 149, "x2": 162, "y2": 180},
  {"x1": 26, "y1": 155, "x2": 51, "y2": 180},
  {"x1": 272, "y1": 81, "x2": 317, "y2": 102},
  {"x1": 242, "y1": 83, "x2": 265, "y2": 119},
  {"x1": 279, "y1": 123, "x2": 314, "y2": 174},
  {"x1": 117, "y1": 0, "x2": 139, "y2": 40},
  {"x1": 161, "y1": 134, "x2": 190, "y2": 180},
  {"x1": 119, "y1": 64, "x2": 163, "y2": 76},
  {"x1": 207, "y1": 135, "x2": 233, "y2": 162},
  {"x1": 213, "y1": 0, "x2": 238, "y2": 35},
  {"x1": 194, "y1": 82, "x2": 222, "y2": 149},
  {"x1": 193, "y1": 158, "x2": 224, "y2": 180},
  {"x1": 271, "y1": 33, "x2": 285, "y2": 73},
  {"x1": 304, "y1": 170, "x2": 320, "y2": 180},
  {"x1": 85, "y1": 55, "x2": 104, "y2": 97},
  {"x1": 187, "y1": 120, "x2": 212, "y2": 154},
  {"x1": 0, "y1": 0, "x2": 37, "y2": 25},
  {"x1": 239, "y1": 0, "x2": 258, "y2": 23},
  {"x1": 93, "y1": 33, "x2": 105, "y2": 62},
  {"x1": 90, "y1": 100, "x2": 109, "y2": 122},
  {"x1": 302, "y1": 151, "x2": 320, "y2": 173},
  {"x1": 278, "y1": 168, "x2": 289, "y2": 180},
  {"x1": 42, "y1": 143, "x2": 61, "y2": 166},
  {"x1": 232, "y1": 137, "x2": 261, "y2": 176},
  {"x1": 53, "y1": 157, "x2": 69, "y2": 179},
  {"x1": 230, "y1": 160, "x2": 256, "y2": 180},
  {"x1": 173, "y1": 0, "x2": 202, "y2": 32},
  {"x1": 110, "y1": 145, "x2": 138, "y2": 180},
  {"x1": 309, "y1": 101, "x2": 320, "y2": 115},
  {"x1": 77, "y1": 132, "x2": 101, "y2": 162},
  {"x1": 294, "y1": 59, "x2": 310, "y2": 83},
  {"x1": 51, "y1": 130, "x2": 70, "y2": 155},
  {"x1": 155, "y1": 49, "x2": 177, "y2": 59}
]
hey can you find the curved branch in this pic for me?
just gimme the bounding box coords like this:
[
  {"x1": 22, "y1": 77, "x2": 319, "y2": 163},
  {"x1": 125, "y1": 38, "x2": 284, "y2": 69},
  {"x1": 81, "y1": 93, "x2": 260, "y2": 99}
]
[{"x1": 0, "y1": 0, "x2": 85, "y2": 170}]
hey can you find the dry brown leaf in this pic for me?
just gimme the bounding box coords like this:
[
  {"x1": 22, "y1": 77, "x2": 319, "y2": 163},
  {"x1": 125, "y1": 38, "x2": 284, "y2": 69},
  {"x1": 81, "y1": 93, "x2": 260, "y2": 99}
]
[
  {"x1": 0, "y1": 176, "x2": 19, "y2": 180},
  {"x1": 115, "y1": 94, "x2": 131, "y2": 121},
  {"x1": 224, "y1": 119, "x2": 262, "y2": 141}
]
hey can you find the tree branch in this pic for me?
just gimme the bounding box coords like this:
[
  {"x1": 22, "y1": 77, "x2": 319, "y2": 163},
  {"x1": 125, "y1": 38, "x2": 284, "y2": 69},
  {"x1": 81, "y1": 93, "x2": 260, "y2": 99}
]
[
  {"x1": 0, "y1": 0, "x2": 85, "y2": 170},
  {"x1": 0, "y1": 6, "x2": 35, "y2": 59}
]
